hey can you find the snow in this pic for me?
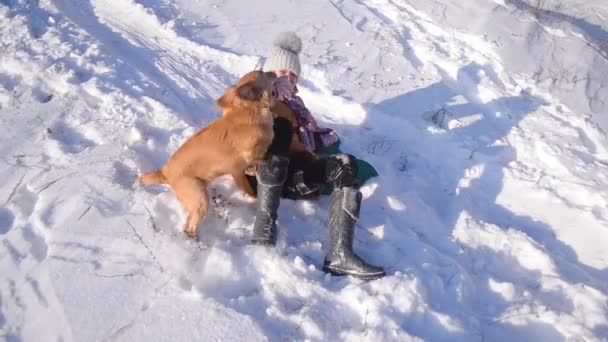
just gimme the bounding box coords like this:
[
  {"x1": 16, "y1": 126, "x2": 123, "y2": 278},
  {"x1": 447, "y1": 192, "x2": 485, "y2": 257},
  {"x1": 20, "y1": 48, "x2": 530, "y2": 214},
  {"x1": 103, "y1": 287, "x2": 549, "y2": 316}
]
[{"x1": 1, "y1": 0, "x2": 607, "y2": 341}]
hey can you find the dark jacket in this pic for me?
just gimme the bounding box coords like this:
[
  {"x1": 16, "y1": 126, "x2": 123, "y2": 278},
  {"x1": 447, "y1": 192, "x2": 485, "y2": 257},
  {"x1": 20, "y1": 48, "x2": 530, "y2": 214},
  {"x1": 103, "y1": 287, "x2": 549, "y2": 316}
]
[{"x1": 269, "y1": 100, "x2": 323, "y2": 199}]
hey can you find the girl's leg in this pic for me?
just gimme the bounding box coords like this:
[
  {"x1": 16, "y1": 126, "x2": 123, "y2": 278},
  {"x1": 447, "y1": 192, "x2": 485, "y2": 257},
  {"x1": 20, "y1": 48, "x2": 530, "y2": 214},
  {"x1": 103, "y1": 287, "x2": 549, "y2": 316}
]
[
  {"x1": 303, "y1": 153, "x2": 385, "y2": 279},
  {"x1": 302, "y1": 153, "x2": 358, "y2": 189},
  {"x1": 251, "y1": 117, "x2": 292, "y2": 245}
]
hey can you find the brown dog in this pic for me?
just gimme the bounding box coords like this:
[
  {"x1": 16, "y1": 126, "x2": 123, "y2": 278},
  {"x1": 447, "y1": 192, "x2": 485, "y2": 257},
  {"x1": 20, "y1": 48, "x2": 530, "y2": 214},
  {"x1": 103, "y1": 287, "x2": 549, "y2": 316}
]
[{"x1": 138, "y1": 70, "x2": 277, "y2": 237}]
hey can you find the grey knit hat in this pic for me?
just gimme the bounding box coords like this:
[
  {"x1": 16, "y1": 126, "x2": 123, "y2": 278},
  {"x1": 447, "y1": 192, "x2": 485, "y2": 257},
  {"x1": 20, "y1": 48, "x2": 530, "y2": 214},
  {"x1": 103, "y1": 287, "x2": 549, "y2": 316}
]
[{"x1": 264, "y1": 32, "x2": 303, "y2": 76}]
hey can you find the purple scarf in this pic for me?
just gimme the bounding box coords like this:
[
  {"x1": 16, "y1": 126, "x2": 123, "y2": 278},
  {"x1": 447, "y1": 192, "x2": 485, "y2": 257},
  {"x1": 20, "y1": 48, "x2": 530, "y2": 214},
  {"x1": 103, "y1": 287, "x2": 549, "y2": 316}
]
[
  {"x1": 272, "y1": 75, "x2": 339, "y2": 151},
  {"x1": 284, "y1": 96, "x2": 339, "y2": 152}
]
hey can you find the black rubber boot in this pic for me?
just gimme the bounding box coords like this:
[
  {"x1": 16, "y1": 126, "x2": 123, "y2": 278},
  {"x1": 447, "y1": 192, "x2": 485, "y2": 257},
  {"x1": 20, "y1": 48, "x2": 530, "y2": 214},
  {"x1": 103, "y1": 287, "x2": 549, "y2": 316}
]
[
  {"x1": 251, "y1": 155, "x2": 289, "y2": 246},
  {"x1": 323, "y1": 187, "x2": 386, "y2": 280}
]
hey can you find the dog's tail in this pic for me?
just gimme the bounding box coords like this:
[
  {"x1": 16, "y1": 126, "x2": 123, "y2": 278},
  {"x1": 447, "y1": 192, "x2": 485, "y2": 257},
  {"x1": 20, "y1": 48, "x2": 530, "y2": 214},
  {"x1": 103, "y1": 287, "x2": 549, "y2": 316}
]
[{"x1": 137, "y1": 169, "x2": 167, "y2": 185}]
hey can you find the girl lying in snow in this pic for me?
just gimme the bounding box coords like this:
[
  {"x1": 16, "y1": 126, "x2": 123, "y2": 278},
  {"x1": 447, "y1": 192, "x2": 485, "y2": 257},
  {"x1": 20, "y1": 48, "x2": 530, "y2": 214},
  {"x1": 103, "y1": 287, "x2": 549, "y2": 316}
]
[{"x1": 248, "y1": 32, "x2": 385, "y2": 280}]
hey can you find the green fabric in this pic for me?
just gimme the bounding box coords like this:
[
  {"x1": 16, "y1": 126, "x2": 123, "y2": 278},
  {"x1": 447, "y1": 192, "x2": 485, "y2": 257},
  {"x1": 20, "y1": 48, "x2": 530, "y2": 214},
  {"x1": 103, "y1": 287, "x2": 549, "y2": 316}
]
[
  {"x1": 356, "y1": 158, "x2": 380, "y2": 184},
  {"x1": 319, "y1": 142, "x2": 341, "y2": 155}
]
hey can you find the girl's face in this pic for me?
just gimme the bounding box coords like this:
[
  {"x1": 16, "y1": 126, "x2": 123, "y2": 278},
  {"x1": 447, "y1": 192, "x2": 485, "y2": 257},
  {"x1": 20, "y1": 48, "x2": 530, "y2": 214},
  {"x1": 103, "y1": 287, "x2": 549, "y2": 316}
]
[
  {"x1": 275, "y1": 70, "x2": 298, "y2": 85},
  {"x1": 272, "y1": 69, "x2": 298, "y2": 99}
]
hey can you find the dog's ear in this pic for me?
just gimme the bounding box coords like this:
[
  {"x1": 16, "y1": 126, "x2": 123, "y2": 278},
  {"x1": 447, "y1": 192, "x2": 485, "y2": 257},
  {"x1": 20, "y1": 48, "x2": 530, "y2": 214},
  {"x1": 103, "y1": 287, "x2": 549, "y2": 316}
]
[
  {"x1": 236, "y1": 81, "x2": 264, "y2": 101},
  {"x1": 217, "y1": 86, "x2": 236, "y2": 108}
]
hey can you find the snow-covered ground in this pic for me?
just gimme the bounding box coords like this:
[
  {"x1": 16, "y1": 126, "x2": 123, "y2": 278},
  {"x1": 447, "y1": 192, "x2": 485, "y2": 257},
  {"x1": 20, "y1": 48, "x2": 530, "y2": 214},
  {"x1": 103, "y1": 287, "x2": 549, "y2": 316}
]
[{"x1": 1, "y1": 0, "x2": 607, "y2": 340}]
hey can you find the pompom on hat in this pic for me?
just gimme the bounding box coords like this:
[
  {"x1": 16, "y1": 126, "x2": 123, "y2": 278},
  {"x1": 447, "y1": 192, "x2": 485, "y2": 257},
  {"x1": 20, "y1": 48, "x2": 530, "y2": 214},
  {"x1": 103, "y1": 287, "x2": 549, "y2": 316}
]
[{"x1": 264, "y1": 31, "x2": 302, "y2": 76}]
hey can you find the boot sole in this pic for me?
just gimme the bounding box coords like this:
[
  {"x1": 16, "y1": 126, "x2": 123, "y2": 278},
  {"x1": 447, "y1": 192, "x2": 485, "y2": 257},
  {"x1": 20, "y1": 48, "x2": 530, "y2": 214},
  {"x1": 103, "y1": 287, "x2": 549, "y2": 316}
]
[
  {"x1": 323, "y1": 265, "x2": 386, "y2": 280},
  {"x1": 251, "y1": 239, "x2": 276, "y2": 246}
]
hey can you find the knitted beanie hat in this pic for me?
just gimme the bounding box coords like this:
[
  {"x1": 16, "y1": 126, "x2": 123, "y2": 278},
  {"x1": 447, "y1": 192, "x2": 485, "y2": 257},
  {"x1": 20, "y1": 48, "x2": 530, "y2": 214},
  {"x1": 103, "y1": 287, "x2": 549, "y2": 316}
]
[{"x1": 264, "y1": 32, "x2": 302, "y2": 76}]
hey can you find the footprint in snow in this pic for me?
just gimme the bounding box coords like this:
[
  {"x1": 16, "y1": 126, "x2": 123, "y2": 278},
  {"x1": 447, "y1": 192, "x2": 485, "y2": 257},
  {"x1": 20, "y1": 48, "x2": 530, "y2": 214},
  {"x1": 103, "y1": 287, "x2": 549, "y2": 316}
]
[
  {"x1": 0, "y1": 207, "x2": 15, "y2": 235},
  {"x1": 47, "y1": 121, "x2": 96, "y2": 154},
  {"x1": 11, "y1": 186, "x2": 37, "y2": 219}
]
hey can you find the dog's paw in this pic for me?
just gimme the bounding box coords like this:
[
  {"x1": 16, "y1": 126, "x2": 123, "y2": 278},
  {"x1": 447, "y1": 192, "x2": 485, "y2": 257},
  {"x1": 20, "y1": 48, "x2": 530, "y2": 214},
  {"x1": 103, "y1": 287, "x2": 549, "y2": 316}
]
[
  {"x1": 244, "y1": 165, "x2": 258, "y2": 176},
  {"x1": 184, "y1": 220, "x2": 199, "y2": 238},
  {"x1": 184, "y1": 228, "x2": 198, "y2": 239}
]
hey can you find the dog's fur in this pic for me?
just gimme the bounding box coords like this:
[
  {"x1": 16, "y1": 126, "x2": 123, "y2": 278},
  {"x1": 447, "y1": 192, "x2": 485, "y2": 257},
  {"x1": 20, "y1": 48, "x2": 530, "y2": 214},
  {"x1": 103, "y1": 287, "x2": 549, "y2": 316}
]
[{"x1": 137, "y1": 70, "x2": 277, "y2": 237}]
